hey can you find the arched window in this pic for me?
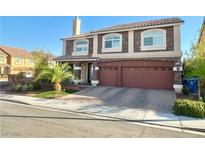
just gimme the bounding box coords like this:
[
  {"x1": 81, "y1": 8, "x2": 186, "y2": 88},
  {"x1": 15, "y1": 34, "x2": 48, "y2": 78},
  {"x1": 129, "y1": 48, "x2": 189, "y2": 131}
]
[
  {"x1": 74, "y1": 39, "x2": 89, "y2": 52},
  {"x1": 102, "y1": 33, "x2": 122, "y2": 52},
  {"x1": 141, "y1": 29, "x2": 166, "y2": 51}
]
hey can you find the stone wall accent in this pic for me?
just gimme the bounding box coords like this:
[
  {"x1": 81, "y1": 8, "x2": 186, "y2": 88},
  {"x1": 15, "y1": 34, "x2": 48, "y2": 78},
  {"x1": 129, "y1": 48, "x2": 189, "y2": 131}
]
[
  {"x1": 174, "y1": 71, "x2": 182, "y2": 84},
  {"x1": 73, "y1": 62, "x2": 81, "y2": 79},
  {"x1": 65, "y1": 40, "x2": 74, "y2": 56},
  {"x1": 97, "y1": 31, "x2": 128, "y2": 54},
  {"x1": 92, "y1": 61, "x2": 98, "y2": 80},
  {"x1": 88, "y1": 38, "x2": 93, "y2": 56},
  {"x1": 134, "y1": 26, "x2": 174, "y2": 52}
]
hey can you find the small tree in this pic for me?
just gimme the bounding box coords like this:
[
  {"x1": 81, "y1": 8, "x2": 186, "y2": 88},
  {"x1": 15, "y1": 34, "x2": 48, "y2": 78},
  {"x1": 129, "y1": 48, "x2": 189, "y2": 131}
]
[
  {"x1": 35, "y1": 63, "x2": 73, "y2": 91},
  {"x1": 31, "y1": 50, "x2": 49, "y2": 78},
  {"x1": 183, "y1": 29, "x2": 205, "y2": 94}
]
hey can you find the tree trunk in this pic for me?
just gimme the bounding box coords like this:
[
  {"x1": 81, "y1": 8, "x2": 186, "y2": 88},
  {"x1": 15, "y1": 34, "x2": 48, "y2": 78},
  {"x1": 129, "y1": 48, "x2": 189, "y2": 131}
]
[{"x1": 53, "y1": 82, "x2": 61, "y2": 91}]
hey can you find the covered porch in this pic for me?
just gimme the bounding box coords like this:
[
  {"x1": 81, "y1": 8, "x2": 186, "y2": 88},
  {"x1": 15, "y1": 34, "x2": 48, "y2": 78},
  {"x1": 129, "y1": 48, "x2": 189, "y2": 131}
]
[{"x1": 55, "y1": 56, "x2": 100, "y2": 86}]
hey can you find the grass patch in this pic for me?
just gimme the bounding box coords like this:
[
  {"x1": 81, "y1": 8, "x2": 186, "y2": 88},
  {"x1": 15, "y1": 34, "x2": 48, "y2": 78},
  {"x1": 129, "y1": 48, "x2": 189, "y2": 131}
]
[
  {"x1": 173, "y1": 99, "x2": 205, "y2": 118},
  {"x1": 34, "y1": 90, "x2": 78, "y2": 99}
]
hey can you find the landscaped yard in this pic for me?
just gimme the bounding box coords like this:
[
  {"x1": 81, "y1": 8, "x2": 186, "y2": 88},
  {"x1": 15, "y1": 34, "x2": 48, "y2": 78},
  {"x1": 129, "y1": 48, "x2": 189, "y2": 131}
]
[
  {"x1": 34, "y1": 90, "x2": 78, "y2": 99},
  {"x1": 174, "y1": 99, "x2": 205, "y2": 118}
]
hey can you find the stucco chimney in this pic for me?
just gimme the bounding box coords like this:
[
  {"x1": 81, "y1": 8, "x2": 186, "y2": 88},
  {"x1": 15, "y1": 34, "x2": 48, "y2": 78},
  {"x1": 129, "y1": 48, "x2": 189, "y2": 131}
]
[{"x1": 72, "y1": 16, "x2": 81, "y2": 36}]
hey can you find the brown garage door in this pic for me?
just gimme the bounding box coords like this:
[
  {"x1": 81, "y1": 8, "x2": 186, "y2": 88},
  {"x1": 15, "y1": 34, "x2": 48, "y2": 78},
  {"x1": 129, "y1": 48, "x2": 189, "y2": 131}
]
[
  {"x1": 98, "y1": 60, "x2": 174, "y2": 90},
  {"x1": 122, "y1": 66, "x2": 174, "y2": 90},
  {"x1": 99, "y1": 66, "x2": 118, "y2": 86}
]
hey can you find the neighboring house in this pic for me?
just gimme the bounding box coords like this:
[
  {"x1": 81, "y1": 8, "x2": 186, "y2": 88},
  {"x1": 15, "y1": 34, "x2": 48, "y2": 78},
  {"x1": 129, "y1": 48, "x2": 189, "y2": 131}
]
[
  {"x1": 55, "y1": 17, "x2": 184, "y2": 92},
  {"x1": 0, "y1": 50, "x2": 10, "y2": 78},
  {"x1": 47, "y1": 53, "x2": 56, "y2": 68},
  {"x1": 0, "y1": 46, "x2": 34, "y2": 78}
]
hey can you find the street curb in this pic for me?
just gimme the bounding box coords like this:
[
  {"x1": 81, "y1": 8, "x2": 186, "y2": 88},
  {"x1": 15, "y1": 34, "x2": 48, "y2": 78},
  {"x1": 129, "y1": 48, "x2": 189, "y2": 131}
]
[
  {"x1": 0, "y1": 97, "x2": 205, "y2": 136},
  {"x1": 0, "y1": 98, "x2": 30, "y2": 105}
]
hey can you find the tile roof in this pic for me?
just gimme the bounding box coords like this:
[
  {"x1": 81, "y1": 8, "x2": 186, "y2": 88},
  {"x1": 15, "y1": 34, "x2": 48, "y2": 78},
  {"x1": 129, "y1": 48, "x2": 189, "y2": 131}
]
[
  {"x1": 46, "y1": 53, "x2": 56, "y2": 60},
  {"x1": 65, "y1": 17, "x2": 184, "y2": 39},
  {"x1": 90, "y1": 17, "x2": 184, "y2": 33},
  {"x1": 0, "y1": 50, "x2": 7, "y2": 56},
  {"x1": 54, "y1": 55, "x2": 99, "y2": 61},
  {"x1": 0, "y1": 46, "x2": 32, "y2": 58}
]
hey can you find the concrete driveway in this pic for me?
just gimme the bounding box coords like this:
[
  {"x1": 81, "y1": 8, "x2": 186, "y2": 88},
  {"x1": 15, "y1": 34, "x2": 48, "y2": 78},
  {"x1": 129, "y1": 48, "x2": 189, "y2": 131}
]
[{"x1": 67, "y1": 86, "x2": 176, "y2": 113}]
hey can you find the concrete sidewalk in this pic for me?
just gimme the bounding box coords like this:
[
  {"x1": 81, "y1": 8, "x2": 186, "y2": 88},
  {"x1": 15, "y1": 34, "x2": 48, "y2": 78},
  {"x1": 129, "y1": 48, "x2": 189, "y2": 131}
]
[{"x1": 0, "y1": 93, "x2": 205, "y2": 135}]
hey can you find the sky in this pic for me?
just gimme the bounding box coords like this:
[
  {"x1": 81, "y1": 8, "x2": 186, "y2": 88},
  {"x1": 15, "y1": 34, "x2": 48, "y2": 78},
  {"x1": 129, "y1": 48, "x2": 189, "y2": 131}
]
[{"x1": 0, "y1": 16, "x2": 204, "y2": 56}]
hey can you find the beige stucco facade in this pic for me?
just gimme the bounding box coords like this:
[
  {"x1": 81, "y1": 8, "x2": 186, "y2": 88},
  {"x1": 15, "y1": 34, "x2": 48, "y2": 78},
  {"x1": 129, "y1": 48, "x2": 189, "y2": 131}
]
[{"x1": 9, "y1": 56, "x2": 34, "y2": 74}]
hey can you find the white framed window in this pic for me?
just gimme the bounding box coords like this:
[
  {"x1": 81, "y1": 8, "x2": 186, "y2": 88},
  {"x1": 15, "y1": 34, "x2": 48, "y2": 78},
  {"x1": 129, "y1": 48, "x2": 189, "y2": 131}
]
[
  {"x1": 28, "y1": 58, "x2": 34, "y2": 65},
  {"x1": 141, "y1": 29, "x2": 166, "y2": 51},
  {"x1": 0, "y1": 56, "x2": 4, "y2": 63},
  {"x1": 75, "y1": 40, "x2": 88, "y2": 52},
  {"x1": 102, "y1": 33, "x2": 122, "y2": 52},
  {"x1": 15, "y1": 57, "x2": 24, "y2": 64},
  {"x1": 73, "y1": 39, "x2": 89, "y2": 56}
]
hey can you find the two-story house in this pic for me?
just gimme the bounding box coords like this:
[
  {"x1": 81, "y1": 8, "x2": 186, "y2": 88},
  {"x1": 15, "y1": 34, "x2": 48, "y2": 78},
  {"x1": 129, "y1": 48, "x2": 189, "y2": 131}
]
[
  {"x1": 0, "y1": 49, "x2": 10, "y2": 79},
  {"x1": 0, "y1": 46, "x2": 34, "y2": 78},
  {"x1": 55, "y1": 17, "x2": 184, "y2": 92}
]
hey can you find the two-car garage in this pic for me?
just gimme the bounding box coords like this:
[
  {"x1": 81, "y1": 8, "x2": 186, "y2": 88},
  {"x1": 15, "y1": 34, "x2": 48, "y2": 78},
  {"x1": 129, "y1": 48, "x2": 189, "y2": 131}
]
[{"x1": 98, "y1": 60, "x2": 175, "y2": 90}]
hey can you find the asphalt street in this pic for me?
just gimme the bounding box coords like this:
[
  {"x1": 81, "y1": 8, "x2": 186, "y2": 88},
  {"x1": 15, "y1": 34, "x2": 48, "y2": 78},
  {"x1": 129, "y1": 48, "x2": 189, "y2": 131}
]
[{"x1": 0, "y1": 101, "x2": 202, "y2": 137}]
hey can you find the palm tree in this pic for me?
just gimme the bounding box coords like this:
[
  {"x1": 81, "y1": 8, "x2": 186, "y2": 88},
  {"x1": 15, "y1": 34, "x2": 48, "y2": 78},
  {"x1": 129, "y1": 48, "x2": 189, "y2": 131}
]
[{"x1": 35, "y1": 63, "x2": 73, "y2": 91}]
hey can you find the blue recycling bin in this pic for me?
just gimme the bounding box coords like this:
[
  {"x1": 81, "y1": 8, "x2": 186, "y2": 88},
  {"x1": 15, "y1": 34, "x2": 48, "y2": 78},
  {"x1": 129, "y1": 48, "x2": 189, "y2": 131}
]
[{"x1": 183, "y1": 77, "x2": 199, "y2": 94}]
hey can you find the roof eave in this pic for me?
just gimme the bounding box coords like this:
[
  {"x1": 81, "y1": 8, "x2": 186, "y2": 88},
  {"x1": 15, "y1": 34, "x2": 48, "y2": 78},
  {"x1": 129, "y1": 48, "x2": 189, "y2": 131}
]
[{"x1": 61, "y1": 22, "x2": 183, "y2": 40}]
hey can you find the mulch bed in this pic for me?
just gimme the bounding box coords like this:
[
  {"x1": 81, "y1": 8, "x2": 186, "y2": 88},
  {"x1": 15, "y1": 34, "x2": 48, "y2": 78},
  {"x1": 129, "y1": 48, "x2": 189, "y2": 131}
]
[{"x1": 176, "y1": 93, "x2": 199, "y2": 100}]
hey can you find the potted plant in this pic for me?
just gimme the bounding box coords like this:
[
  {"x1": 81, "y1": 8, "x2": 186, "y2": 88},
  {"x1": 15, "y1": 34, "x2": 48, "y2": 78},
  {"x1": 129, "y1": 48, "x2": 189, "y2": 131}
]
[
  {"x1": 73, "y1": 76, "x2": 81, "y2": 85},
  {"x1": 91, "y1": 80, "x2": 99, "y2": 87}
]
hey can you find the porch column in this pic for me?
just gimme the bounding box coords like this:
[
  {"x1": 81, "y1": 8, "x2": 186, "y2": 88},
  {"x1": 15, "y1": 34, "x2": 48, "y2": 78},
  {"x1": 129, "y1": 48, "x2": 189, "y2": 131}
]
[
  {"x1": 91, "y1": 61, "x2": 99, "y2": 86},
  {"x1": 173, "y1": 59, "x2": 183, "y2": 93},
  {"x1": 0, "y1": 66, "x2": 3, "y2": 74},
  {"x1": 73, "y1": 62, "x2": 81, "y2": 80}
]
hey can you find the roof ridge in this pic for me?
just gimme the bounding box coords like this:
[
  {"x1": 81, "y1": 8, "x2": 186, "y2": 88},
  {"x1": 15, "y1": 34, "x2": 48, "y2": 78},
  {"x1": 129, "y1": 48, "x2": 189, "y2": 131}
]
[
  {"x1": 0, "y1": 45, "x2": 32, "y2": 58},
  {"x1": 63, "y1": 17, "x2": 184, "y2": 39},
  {"x1": 0, "y1": 45, "x2": 29, "y2": 52},
  {"x1": 90, "y1": 17, "x2": 183, "y2": 33}
]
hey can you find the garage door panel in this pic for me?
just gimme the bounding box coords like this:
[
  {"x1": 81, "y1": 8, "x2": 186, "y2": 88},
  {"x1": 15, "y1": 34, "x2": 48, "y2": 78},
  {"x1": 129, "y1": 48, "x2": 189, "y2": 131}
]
[
  {"x1": 99, "y1": 66, "x2": 118, "y2": 86},
  {"x1": 122, "y1": 67, "x2": 174, "y2": 90},
  {"x1": 98, "y1": 61, "x2": 175, "y2": 90}
]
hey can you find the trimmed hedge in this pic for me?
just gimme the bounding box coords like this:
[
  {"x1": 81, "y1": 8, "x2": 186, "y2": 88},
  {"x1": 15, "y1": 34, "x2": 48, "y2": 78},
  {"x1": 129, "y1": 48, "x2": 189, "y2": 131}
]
[
  {"x1": 14, "y1": 83, "x2": 33, "y2": 92},
  {"x1": 173, "y1": 99, "x2": 205, "y2": 118}
]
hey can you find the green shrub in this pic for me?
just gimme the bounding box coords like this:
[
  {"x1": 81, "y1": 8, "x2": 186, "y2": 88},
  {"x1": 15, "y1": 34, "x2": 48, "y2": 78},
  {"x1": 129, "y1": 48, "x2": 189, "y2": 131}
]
[
  {"x1": 33, "y1": 81, "x2": 41, "y2": 90},
  {"x1": 21, "y1": 84, "x2": 28, "y2": 92},
  {"x1": 27, "y1": 83, "x2": 33, "y2": 91},
  {"x1": 202, "y1": 93, "x2": 205, "y2": 103},
  {"x1": 173, "y1": 99, "x2": 205, "y2": 118},
  {"x1": 182, "y1": 86, "x2": 189, "y2": 95},
  {"x1": 14, "y1": 84, "x2": 22, "y2": 92}
]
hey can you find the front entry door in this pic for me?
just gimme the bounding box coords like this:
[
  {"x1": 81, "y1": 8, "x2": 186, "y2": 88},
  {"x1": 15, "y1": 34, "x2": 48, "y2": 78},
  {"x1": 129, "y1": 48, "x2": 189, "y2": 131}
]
[{"x1": 87, "y1": 63, "x2": 93, "y2": 84}]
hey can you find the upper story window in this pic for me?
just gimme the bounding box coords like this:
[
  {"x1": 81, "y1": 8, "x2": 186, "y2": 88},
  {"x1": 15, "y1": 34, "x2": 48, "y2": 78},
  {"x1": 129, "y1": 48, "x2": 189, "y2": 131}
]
[
  {"x1": 0, "y1": 56, "x2": 4, "y2": 63},
  {"x1": 141, "y1": 29, "x2": 166, "y2": 51},
  {"x1": 15, "y1": 57, "x2": 24, "y2": 64},
  {"x1": 28, "y1": 58, "x2": 34, "y2": 65},
  {"x1": 102, "y1": 33, "x2": 122, "y2": 52},
  {"x1": 74, "y1": 40, "x2": 89, "y2": 52}
]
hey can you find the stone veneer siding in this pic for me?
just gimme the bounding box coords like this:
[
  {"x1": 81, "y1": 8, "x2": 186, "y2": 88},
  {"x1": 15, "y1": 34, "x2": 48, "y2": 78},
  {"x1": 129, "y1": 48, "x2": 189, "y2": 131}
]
[
  {"x1": 65, "y1": 40, "x2": 74, "y2": 56},
  {"x1": 134, "y1": 26, "x2": 174, "y2": 52},
  {"x1": 73, "y1": 62, "x2": 81, "y2": 79},
  {"x1": 97, "y1": 31, "x2": 128, "y2": 54},
  {"x1": 88, "y1": 38, "x2": 93, "y2": 56}
]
